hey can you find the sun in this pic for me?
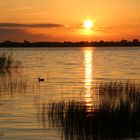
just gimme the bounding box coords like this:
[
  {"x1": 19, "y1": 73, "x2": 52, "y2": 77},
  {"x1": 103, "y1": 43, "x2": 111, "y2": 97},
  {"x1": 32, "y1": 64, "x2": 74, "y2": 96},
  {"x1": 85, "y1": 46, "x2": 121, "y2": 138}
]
[{"x1": 84, "y1": 20, "x2": 93, "y2": 30}]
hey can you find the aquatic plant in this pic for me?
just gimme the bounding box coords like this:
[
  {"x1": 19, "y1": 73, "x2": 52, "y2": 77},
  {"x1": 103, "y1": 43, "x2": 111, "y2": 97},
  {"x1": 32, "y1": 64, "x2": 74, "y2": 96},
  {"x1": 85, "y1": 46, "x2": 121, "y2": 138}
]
[
  {"x1": 0, "y1": 75, "x2": 28, "y2": 97},
  {"x1": 0, "y1": 52, "x2": 21, "y2": 71},
  {"x1": 48, "y1": 81, "x2": 140, "y2": 140}
]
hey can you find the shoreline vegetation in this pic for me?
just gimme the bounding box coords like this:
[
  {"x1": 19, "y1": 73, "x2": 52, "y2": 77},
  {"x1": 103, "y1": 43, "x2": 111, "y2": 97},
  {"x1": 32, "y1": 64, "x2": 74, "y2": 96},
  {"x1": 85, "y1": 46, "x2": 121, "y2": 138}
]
[
  {"x1": 47, "y1": 81, "x2": 140, "y2": 140},
  {"x1": 0, "y1": 39, "x2": 140, "y2": 47},
  {"x1": 0, "y1": 52, "x2": 21, "y2": 70}
]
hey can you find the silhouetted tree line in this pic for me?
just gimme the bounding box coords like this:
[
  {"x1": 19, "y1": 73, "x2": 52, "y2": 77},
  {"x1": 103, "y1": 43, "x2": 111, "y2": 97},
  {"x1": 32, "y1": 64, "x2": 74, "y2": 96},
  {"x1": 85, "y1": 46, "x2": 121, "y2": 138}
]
[{"x1": 0, "y1": 39, "x2": 140, "y2": 47}]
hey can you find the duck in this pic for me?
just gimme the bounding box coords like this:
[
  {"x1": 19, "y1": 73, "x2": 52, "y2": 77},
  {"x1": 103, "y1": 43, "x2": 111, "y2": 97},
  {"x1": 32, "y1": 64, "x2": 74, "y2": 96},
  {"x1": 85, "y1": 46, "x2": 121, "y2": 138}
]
[{"x1": 38, "y1": 78, "x2": 45, "y2": 82}]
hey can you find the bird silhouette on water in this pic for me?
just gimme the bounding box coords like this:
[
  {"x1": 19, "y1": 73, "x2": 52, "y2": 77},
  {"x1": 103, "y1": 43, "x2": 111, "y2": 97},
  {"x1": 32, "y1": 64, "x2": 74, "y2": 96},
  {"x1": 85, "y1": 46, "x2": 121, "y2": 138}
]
[{"x1": 38, "y1": 78, "x2": 45, "y2": 82}]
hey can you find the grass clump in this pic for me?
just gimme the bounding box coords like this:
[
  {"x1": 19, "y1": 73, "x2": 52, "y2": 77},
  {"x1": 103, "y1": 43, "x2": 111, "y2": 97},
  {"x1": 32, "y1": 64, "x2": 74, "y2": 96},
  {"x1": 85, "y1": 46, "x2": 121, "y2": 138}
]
[
  {"x1": 0, "y1": 76, "x2": 28, "y2": 97},
  {"x1": 48, "y1": 81, "x2": 140, "y2": 140},
  {"x1": 0, "y1": 52, "x2": 21, "y2": 70}
]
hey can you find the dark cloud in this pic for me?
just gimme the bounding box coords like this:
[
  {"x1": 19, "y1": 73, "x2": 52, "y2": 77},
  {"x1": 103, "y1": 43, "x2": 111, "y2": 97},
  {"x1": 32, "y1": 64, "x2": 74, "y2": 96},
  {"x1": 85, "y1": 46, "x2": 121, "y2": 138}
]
[
  {"x1": 0, "y1": 28, "x2": 54, "y2": 42},
  {"x1": 0, "y1": 23, "x2": 64, "y2": 28}
]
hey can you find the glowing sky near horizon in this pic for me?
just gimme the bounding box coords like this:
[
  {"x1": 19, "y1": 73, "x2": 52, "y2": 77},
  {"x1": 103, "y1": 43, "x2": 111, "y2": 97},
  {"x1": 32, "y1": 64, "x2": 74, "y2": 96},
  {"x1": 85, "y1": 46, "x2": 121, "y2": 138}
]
[{"x1": 0, "y1": 0, "x2": 140, "y2": 42}]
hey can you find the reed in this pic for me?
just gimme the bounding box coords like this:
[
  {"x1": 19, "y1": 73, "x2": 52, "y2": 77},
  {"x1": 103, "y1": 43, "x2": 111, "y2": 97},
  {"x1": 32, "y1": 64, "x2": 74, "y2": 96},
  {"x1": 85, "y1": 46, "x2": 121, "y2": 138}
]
[
  {"x1": 48, "y1": 81, "x2": 140, "y2": 140},
  {"x1": 0, "y1": 52, "x2": 21, "y2": 70},
  {"x1": 0, "y1": 76, "x2": 28, "y2": 97}
]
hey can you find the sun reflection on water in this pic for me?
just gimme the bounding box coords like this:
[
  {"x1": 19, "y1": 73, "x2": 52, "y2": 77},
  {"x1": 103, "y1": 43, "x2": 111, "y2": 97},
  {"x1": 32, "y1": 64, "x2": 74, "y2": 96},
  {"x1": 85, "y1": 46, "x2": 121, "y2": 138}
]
[{"x1": 84, "y1": 47, "x2": 94, "y2": 111}]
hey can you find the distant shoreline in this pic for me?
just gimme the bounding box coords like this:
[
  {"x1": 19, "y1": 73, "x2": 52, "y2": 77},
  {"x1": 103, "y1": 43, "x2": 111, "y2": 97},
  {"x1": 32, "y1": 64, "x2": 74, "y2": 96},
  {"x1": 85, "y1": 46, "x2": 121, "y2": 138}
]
[{"x1": 0, "y1": 40, "x2": 140, "y2": 48}]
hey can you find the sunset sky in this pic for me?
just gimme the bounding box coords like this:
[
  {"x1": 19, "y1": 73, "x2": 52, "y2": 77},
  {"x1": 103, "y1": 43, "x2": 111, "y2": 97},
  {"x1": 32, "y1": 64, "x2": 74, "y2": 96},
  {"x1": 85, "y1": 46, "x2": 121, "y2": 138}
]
[{"x1": 0, "y1": 0, "x2": 140, "y2": 42}]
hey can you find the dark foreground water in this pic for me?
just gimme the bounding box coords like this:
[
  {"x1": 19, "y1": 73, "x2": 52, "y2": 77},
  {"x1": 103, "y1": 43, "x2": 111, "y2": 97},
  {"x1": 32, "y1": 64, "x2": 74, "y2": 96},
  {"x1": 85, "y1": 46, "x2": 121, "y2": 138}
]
[{"x1": 0, "y1": 47, "x2": 140, "y2": 140}]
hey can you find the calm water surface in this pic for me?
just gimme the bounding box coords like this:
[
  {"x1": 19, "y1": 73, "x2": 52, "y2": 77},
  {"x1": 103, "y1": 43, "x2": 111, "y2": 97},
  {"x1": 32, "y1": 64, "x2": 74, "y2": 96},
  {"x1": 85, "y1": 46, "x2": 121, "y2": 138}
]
[{"x1": 0, "y1": 47, "x2": 140, "y2": 140}]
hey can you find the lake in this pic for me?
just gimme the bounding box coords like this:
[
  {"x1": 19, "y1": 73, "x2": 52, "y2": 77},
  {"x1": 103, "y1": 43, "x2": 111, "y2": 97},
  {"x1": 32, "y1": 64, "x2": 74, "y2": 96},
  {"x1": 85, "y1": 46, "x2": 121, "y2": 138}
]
[{"x1": 0, "y1": 47, "x2": 140, "y2": 140}]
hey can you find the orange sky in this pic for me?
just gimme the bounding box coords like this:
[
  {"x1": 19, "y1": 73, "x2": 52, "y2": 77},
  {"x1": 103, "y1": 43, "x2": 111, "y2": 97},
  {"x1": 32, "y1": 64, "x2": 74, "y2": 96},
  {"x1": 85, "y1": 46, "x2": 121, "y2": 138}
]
[{"x1": 0, "y1": 0, "x2": 140, "y2": 42}]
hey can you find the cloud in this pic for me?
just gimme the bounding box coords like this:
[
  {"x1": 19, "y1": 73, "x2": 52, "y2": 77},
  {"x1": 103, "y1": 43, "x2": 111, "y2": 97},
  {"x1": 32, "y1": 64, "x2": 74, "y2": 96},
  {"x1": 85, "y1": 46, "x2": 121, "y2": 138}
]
[
  {"x1": 0, "y1": 28, "x2": 55, "y2": 42},
  {"x1": 0, "y1": 23, "x2": 64, "y2": 28}
]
